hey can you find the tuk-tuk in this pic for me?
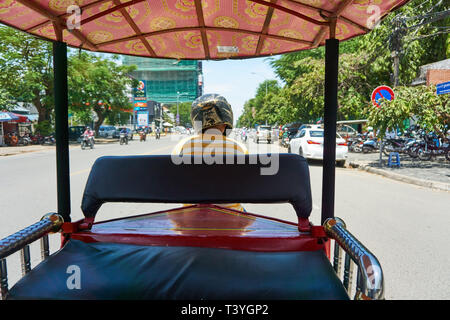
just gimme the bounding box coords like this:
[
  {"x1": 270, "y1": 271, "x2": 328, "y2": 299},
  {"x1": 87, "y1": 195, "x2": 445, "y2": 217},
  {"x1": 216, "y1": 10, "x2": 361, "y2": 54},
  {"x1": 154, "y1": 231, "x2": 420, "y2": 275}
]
[{"x1": 0, "y1": 0, "x2": 410, "y2": 301}]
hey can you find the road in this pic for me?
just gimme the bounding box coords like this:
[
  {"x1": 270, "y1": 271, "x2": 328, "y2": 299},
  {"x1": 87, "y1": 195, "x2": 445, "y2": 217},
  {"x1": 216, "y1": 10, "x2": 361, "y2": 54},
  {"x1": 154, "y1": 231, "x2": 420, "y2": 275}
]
[{"x1": 0, "y1": 135, "x2": 449, "y2": 299}]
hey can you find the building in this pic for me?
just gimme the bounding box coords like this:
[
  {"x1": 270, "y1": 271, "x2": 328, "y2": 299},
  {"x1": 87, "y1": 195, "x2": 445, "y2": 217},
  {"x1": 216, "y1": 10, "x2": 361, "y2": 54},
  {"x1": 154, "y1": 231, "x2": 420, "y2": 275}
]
[
  {"x1": 122, "y1": 57, "x2": 203, "y2": 104},
  {"x1": 411, "y1": 59, "x2": 450, "y2": 86}
]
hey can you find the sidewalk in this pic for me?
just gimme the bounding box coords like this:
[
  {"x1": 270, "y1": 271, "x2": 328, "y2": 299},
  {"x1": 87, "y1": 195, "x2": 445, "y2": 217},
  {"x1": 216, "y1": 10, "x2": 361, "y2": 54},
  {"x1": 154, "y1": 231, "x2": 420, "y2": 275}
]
[
  {"x1": 0, "y1": 138, "x2": 118, "y2": 157},
  {"x1": 346, "y1": 151, "x2": 450, "y2": 192}
]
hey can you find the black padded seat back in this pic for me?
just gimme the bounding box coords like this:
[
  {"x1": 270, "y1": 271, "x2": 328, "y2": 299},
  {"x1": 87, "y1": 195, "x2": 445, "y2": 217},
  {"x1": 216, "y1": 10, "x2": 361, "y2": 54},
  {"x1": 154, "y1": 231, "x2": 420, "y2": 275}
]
[{"x1": 81, "y1": 154, "x2": 312, "y2": 220}]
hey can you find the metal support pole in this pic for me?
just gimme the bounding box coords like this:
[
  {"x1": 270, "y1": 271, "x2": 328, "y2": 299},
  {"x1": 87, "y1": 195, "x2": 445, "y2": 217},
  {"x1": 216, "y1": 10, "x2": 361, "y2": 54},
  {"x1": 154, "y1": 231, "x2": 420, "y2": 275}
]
[
  {"x1": 321, "y1": 38, "x2": 339, "y2": 224},
  {"x1": 53, "y1": 41, "x2": 71, "y2": 222}
]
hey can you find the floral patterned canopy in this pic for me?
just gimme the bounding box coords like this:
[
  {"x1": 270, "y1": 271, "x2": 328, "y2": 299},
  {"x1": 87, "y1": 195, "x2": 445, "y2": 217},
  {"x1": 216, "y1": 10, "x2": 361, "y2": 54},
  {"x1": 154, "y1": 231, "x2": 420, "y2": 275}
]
[{"x1": 0, "y1": 0, "x2": 409, "y2": 59}]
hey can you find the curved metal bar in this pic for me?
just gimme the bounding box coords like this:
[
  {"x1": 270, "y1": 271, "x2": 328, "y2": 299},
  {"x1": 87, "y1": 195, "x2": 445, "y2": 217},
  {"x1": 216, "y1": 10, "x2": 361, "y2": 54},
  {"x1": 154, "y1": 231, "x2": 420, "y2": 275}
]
[
  {"x1": 0, "y1": 214, "x2": 63, "y2": 260},
  {"x1": 324, "y1": 218, "x2": 384, "y2": 300}
]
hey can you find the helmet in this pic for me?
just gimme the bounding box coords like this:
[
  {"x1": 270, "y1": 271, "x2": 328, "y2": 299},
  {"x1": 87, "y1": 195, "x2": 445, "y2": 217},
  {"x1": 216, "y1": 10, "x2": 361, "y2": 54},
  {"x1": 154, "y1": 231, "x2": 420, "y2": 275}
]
[{"x1": 191, "y1": 94, "x2": 233, "y2": 135}]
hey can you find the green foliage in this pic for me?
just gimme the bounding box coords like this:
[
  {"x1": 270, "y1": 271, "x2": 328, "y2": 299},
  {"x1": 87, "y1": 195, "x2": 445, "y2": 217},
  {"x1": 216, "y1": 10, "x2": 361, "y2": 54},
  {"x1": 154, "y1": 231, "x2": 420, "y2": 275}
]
[
  {"x1": 239, "y1": 0, "x2": 448, "y2": 129},
  {"x1": 68, "y1": 52, "x2": 137, "y2": 134},
  {"x1": 33, "y1": 120, "x2": 52, "y2": 136},
  {"x1": 168, "y1": 101, "x2": 192, "y2": 127},
  {"x1": 366, "y1": 85, "x2": 449, "y2": 138},
  {"x1": 0, "y1": 26, "x2": 53, "y2": 121}
]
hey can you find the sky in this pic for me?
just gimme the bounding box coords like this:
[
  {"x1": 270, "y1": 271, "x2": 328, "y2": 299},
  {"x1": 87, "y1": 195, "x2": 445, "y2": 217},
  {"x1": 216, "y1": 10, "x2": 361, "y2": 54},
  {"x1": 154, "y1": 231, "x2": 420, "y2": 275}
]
[{"x1": 202, "y1": 57, "x2": 281, "y2": 123}]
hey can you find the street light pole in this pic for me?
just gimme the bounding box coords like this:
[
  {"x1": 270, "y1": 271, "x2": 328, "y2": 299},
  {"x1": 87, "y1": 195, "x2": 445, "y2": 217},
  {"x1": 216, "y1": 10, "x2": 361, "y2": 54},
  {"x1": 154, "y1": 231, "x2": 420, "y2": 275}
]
[{"x1": 176, "y1": 92, "x2": 188, "y2": 126}]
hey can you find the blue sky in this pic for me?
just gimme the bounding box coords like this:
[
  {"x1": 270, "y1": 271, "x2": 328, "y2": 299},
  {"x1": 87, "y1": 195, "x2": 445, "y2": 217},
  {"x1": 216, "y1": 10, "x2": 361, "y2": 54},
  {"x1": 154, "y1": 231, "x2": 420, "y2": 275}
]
[{"x1": 202, "y1": 56, "x2": 281, "y2": 122}]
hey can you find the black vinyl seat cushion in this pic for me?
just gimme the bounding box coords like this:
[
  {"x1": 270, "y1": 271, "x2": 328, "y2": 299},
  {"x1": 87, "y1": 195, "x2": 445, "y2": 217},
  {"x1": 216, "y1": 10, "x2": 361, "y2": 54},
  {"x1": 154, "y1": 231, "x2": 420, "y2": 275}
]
[{"x1": 7, "y1": 240, "x2": 349, "y2": 300}]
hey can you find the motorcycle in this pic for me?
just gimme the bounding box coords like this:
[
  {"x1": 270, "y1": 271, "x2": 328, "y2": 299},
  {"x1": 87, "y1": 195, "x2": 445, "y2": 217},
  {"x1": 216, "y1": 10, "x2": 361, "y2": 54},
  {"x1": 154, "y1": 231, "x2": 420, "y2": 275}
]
[
  {"x1": 347, "y1": 134, "x2": 364, "y2": 153},
  {"x1": 414, "y1": 134, "x2": 450, "y2": 161},
  {"x1": 119, "y1": 132, "x2": 128, "y2": 145},
  {"x1": 139, "y1": 131, "x2": 147, "y2": 142},
  {"x1": 41, "y1": 135, "x2": 56, "y2": 145},
  {"x1": 81, "y1": 134, "x2": 94, "y2": 150},
  {"x1": 362, "y1": 139, "x2": 378, "y2": 153}
]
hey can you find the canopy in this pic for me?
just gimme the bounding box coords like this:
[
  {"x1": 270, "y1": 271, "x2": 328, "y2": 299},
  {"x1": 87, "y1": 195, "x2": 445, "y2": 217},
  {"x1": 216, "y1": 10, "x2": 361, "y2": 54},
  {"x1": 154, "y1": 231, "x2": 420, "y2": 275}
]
[
  {"x1": 0, "y1": 0, "x2": 409, "y2": 60},
  {"x1": 0, "y1": 112, "x2": 29, "y2": 122}
]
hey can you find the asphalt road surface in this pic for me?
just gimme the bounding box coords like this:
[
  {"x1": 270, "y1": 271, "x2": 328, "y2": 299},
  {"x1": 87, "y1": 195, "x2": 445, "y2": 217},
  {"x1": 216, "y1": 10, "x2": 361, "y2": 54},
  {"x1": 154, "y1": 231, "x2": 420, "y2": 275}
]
[{"x1": 1, "y1": 134, "x2": 449, "y2": 299}]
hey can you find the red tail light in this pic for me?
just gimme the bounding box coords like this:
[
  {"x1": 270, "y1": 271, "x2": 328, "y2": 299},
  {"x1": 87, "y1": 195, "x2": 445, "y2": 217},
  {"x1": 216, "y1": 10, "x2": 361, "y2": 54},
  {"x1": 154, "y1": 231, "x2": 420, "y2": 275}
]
[
  {"x1": 337, "y1": 142, "x2": 347, "y2": 146},
  {"x1": 307, "y1": 140, "x2": 321, "y2": 145}
]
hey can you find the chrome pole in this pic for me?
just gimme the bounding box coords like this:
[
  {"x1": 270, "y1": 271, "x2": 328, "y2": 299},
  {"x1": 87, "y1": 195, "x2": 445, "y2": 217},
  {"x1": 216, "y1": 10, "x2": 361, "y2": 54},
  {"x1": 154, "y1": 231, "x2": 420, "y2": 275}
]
[
  {"x1": 324, "y1": 218, "x2": 384, "y2": 300},
  {"x1": 0, "y1": 259, "x2": 8, "y2": 300}
]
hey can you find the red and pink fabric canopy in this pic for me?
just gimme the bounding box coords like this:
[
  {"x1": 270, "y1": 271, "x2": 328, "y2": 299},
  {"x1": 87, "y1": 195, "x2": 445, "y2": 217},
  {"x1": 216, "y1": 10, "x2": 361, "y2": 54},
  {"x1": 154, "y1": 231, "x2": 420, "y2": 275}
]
[{"x1": 0, "y1": 0, "x2": 409, "y2": 59}]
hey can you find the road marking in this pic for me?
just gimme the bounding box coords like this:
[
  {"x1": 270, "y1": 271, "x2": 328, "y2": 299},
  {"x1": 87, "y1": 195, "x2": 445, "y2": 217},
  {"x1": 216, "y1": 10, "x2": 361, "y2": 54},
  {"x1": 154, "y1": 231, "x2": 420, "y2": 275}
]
[{"x1": 70, "y1": 144, "x2": 176, "y2": 176}]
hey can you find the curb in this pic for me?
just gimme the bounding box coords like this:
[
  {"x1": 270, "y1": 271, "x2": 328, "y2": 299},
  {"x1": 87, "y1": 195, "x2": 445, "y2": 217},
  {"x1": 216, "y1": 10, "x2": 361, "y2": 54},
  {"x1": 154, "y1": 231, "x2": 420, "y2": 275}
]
[
  {"x1": 0, "y1": 139, "x2": 119, "y2": 157},
  {"x1": 348, "y1": 161, "x2": 450, "y2": 192}
]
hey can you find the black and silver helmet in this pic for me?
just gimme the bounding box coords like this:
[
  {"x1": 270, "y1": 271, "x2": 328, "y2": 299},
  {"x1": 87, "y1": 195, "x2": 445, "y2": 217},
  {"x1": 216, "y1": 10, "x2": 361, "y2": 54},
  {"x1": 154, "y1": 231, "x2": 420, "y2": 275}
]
[{"x1": 191, "y1": 94, "x2": 233, "y2": 135}]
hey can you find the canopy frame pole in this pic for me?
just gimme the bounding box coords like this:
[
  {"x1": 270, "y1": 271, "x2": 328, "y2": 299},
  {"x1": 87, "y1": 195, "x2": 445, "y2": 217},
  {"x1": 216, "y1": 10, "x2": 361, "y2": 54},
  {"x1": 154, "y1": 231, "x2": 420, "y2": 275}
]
[
  {"x1": 53, "y1": 41, "x2": 71, "y2": 222},
  {"x1": 321, "y1": 17, "x2": 339, "y2": 224}
]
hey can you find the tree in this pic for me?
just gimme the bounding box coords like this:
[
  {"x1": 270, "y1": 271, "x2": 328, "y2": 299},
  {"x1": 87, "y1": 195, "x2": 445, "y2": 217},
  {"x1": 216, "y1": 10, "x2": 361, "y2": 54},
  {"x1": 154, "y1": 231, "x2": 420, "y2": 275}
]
[
  {"x1": 168, "y1": 101, "x2": 192, "y2": 127},
  {"x1": 68, "y1": 52, "x2": 137, "y2": 135},
  {"x1": 244, "y1": 0, "x2": 449, "y2": 128},
  {"x1": 0, "y1": 26, "x2": 53, "y2": 122},
  {"x1": 366, "y1": 85, "x2": 449, "y2": 138}
]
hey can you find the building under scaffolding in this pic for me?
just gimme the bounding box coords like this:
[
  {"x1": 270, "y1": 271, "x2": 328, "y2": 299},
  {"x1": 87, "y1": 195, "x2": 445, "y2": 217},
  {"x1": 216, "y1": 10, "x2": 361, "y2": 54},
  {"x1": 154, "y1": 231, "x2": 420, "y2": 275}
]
[{"x1": 122, "y1": 56, "x2": 203, "y2": 104}]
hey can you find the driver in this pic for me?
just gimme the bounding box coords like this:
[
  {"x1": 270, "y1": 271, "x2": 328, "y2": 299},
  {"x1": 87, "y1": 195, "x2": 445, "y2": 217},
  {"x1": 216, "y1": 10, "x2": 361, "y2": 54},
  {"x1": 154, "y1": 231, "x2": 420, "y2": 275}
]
[
  {"x1": 83, "y1": 126, "x2": 94, "y2": 142},
  {"x1": 172, "y1": 93, "x2": 248, "y2": 211}
]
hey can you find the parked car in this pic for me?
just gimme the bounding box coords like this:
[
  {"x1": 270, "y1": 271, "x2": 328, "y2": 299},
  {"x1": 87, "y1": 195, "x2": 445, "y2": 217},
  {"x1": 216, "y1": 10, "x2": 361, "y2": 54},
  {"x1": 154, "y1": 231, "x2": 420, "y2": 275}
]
[
  {"x1": 113, "y1": 127, "x2": 133, "y2": 140},
  {"x1": 337, "y1": 124, "x2": 358, "y2": 141},
  {"x1": 253, "y1": 125, "x2": 272, "y2": 144},
  {"x1": 288, "y1": 128, "x2": 348, "y2": 167},
  {"x1": 98, "y1": 125, "x2": 116, "y2": 138},
  {"x1": 68, "y1": 126, "x2": 86, "y2": 142}
]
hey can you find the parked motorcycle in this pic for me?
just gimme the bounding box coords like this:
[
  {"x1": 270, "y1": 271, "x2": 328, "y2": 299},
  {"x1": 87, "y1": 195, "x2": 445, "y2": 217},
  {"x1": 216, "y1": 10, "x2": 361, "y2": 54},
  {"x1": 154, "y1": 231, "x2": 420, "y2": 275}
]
[
  {"x1": 362, "y1": 139, "x2": 378, "y2": 153},
  {"x1": 18, "y1": 134, "x2": 31, "y2": 146},
  {"x1": 81, "y1": 134, "x2": 94, "y2": 150},
  {"x1": 413, "y1": 134, "x2": 449, "y2": 161},
  {"x1": 41, "y1": 134, "x2": 56, "y2": 145}
]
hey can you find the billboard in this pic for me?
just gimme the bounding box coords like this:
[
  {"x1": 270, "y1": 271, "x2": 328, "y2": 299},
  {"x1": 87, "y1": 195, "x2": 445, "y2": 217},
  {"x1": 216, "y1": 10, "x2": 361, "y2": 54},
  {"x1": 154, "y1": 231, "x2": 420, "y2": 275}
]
[{"x1": 133, "y1": 80, "x2": 147, "y2": 101}]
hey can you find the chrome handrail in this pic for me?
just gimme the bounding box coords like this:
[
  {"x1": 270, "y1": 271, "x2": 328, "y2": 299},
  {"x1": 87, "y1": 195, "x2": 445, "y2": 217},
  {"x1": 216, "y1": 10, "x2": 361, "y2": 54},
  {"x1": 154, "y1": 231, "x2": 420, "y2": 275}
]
[
  {"x1": 324, "y1": 218, "x2": 384, "y2": 300},
  {"x1": 0, "y1": 213, "x2": 63, "y2": 300},
  {"x1": 0, "y1": 214, "x2": 63, "y2": 259}
]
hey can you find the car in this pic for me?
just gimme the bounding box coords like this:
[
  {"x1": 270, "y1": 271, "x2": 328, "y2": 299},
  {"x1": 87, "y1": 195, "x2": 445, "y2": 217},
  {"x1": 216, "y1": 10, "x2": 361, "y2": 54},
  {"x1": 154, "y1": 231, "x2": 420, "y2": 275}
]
[
  {"x1": 98, "y1": 125, "x2": 116, "y2": 138},
  {"x1": 68, "y1": 126, "x2": 86, "y2": 141},
  {"x1": 253, "y1": 125, "x2": 272, "y2": 144},
  {"x1": 298, "y1": 124, "x2": 323, "y2": 131},
  {"x1": 288, "y1": 128, "x2": 348, "y2": 167},
  {"x1": 114, "y1": 127, "x2": 133, "y2": 140},
  {"x1": 337, "y1": 124, "x2": 358, "y2": 141}
]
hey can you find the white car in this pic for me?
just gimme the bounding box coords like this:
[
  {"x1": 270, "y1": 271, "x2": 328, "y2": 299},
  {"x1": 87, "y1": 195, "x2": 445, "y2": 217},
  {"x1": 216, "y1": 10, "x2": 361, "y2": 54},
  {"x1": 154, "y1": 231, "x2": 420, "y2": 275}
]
[
  {"x1": 288, "y1": 128, "x2": 348, "y2": 167},
  {"x1": 253, "y1": 125, "x2": 272, "y2": 144}
]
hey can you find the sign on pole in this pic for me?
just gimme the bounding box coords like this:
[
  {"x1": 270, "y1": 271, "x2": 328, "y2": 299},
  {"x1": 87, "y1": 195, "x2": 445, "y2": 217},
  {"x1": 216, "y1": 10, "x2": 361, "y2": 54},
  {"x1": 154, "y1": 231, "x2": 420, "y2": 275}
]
[
  {"x1": 371, "y1": 85, "x2": 395, "y2": 107},
  {"x1": 436, "y1": 81, "x2": 450, "y2": 95}
]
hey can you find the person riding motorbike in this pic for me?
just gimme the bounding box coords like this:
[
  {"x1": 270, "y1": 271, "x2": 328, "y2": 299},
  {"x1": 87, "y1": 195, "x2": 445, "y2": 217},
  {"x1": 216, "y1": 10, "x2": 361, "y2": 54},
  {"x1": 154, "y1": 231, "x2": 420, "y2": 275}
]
[
  {"x1": 155, "y1": 126, "x2": 160, "y2": 139},
  {"x1": 82, "y1": 126, "x2": 94, "y2": 148},
  {"x1": 119, "y1": 127, "x2": 128, "y2": 144},
  {"x1": 172, "y1": 93, "x2": 248, "y2": 212}
]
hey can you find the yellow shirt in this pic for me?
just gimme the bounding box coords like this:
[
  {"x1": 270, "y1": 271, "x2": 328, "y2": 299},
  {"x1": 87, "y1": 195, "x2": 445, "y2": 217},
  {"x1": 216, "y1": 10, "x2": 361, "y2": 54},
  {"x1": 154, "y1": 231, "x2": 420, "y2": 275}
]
[
  {"x1": 172, "y1": 134, "x2": 248, "y2": 211},
  {"x1": 172, "y1": 134, "x2": 248, "y2": 156}
]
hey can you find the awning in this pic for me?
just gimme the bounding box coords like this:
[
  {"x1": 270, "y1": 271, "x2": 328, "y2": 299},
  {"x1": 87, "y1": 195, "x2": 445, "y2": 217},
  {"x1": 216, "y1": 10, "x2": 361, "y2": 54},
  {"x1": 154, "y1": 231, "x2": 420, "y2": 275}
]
[
  {"x1": 0, "y1": 112, "x2": 30, "y2": 123},
  {"x1": 163, "y1": 122, "x2": 173, "y2": 127},
  {"x1": 0, "y1": 0, "x2": 409, "y2": 60}
]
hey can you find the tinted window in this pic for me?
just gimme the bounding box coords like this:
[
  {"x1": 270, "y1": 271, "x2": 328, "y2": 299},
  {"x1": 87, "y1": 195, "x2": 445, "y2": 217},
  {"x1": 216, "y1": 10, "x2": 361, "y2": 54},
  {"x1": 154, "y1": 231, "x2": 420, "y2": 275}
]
[
  {"x1": 309, "y1": 131, "x2": 323, "y2": 137},
  {"x1": 299, "y1": 130, "x2": 306, "y2": 138},
  {"x1": 259, "y1": 126, "x2": 271, "y2": 131}
]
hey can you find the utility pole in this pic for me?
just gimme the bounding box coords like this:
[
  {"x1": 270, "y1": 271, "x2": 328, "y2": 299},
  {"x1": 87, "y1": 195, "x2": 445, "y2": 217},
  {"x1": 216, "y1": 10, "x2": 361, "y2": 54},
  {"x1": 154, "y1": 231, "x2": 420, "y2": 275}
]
[{"x1": 389, "y1": 18, "x2": 406, "y2": 87}]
